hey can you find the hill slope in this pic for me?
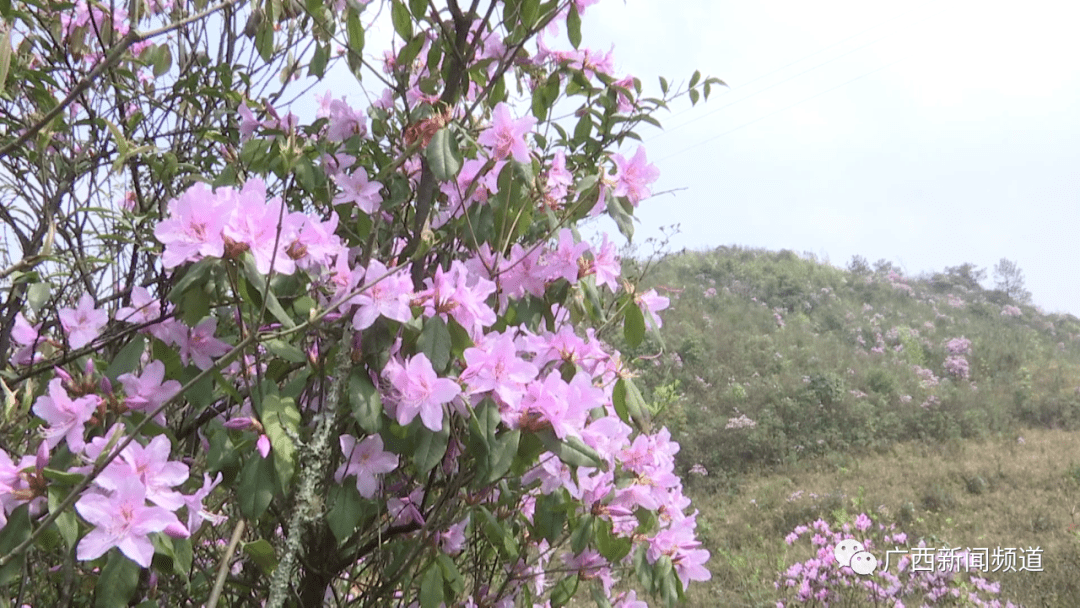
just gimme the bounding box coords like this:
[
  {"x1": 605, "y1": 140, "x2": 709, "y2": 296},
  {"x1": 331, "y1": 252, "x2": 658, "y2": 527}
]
[{"x1": 626, "y1": 246, "x2": 1080, "y2": 486}]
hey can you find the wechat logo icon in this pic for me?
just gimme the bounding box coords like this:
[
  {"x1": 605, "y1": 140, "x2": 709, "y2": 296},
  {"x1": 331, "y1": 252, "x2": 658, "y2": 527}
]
[{"x1": 834, "y1": 539, "x2": 878, "y2": 575}]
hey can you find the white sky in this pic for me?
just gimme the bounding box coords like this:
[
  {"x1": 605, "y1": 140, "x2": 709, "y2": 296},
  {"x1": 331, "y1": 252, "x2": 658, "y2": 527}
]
[{"x1": 578, "y1": 0, "x2": 1080, "y2": 316}]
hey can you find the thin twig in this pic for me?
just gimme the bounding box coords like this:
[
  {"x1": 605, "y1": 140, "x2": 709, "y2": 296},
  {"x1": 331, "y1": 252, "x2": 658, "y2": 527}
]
[{"x1": 206, "y1": 519, "x2": 246, "y2": 608}]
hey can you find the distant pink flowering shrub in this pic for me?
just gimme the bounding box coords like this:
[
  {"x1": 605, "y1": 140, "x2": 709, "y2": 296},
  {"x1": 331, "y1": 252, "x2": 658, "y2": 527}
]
[
  {"x1": 1002, "y1": 305, "x2": 1023, "y2": 317},
  {"x1": 946, "y1": 336, "x2": 972, "y2": 355},
  {"x1": 776, "y1": 514, "x2": 1021, "y2": 608},
  {"x1": 944, "y1": 355, "x2": 971, "y2": 380}
]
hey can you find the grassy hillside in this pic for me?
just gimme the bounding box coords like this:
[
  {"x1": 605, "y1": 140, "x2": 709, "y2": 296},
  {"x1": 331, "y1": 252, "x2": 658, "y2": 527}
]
[
  {"x1": 627, "y1": 246, "x2": 1080, "y2": 489},
  {"x1": 620, "y1": 246, "x2": 1080, "y2": 607}
]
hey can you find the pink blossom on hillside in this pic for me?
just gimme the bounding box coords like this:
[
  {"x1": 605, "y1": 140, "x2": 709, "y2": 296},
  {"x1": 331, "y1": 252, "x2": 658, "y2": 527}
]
[
  {"x1": 587, "y1": 234, "x2": 621, "y2": 292},
  {"x1": 477, "y1": 102, "x2": 535, "y2": 163},
  {"x1": 222, "y1": 179, "x2": 302, "y2": 276},
  {"x1": 1002, "y1": 305, "x2": 1023, "y2": 317},
  {"x1": 184, "y1": 473, "x2": 225, "y2": 533},
  {"x1": 944, "y1": 355, "x2": 970, "y2": 380},
  {"x1": 59, "y1": 293, "x2": 108, "y2": 349},
  {"x1": 945, "y1": 336, "x2": 972, "y2": 355},
  {"x1": 462, "y1": 332, "x2": 538, "y2": 408},
  {"x1": 544, "y1": 150, "x2": 573, "y2": 202}
]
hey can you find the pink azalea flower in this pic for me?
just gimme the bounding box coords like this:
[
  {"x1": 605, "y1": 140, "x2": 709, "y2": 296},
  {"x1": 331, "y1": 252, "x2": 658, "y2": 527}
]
[
  {"x1": 383, "y1": 353, "x2": 461, "y2": 432},
  {"x1": 116, "y1": 286, "x2": 162, "y2": 326},
  {"x1": 351, "y1": 260, "x2": 414, "y2": 331},
  {"x1": 333, "y1": 171, "x2": 383, "y2": 214},
  {"x1": 75, "y1": 476, "x2": 186, "y2": 567},
  {"x1": 611, "y1": 145, "x2": 660, "y2": 206},
  {"x1": 178, "y1": 318, "x2": 232, "y2": 370},
  {"x1": 96, "y1": 435, "x2": 189, "y2": 510},
  {"x1": 543, "y1": 228, "x2": 590, "y2": 284},
  {"x1": 334, "y1": 434, "x2": 399, "y2": 498},
  {"x1": 118, "y1": 360, "x2": 181, "y2": 423},
  {"x1": 589, "y1": 234, "x2": 621, "y2": 292},
  {"x1": 461, "y1": 332, "x2": 538, "y2": 409},
  {"x1": 59, "y1": 293, "x2": 109, "y2": 349},
  {"x1": 317, "y1": 92, "x2": 367, "y2": 141},
  {"x1": 32, "y1": 378, "x2": 100, "y2": 453},
  {"x1": 477, "y1": 102, "x2": 535, "y2": 163},
  {"x1": 11, "y1": 312, "x2": 46, "y2": 365},
  {"x1": 154, "y1": 182, "x2": 228, "y2": 269},
  {"x1": 636, "y1": 289, "x2": 670, "y2": 329},
  {"x1": 184, "y1": 472, "x2": 226, "y2": 533},
  {"x1": 222, "y1": 179, "x2": 301, "y2": 276}
]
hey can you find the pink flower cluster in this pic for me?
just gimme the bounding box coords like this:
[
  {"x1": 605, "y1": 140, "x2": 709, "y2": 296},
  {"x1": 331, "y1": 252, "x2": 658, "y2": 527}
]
[{"x1": 777, "y1": 515, "x2": 1019, "y2": 607}]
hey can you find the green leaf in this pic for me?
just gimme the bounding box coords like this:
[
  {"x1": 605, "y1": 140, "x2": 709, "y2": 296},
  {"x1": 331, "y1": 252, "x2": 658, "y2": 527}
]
[
  {"x1": 104, "y1": 335, "x2": 147, "y2": 382},
  {"x1": 530, "y1": 491, "x2": 567, "y2": 543},
  {"x1": 95, "y1": 551, "x2": 141, "y2": 608},
  {"x1": 255, "y1": 17, "x2": 274, "y2": 62},
  {"x1": 570, "y1": 514, "x2": 593, "y2": 554},
  {"x1": 417, "y1": 315, "x2": 452, "y2": 372},
  {"x1": 264, "y1": 338, "x2": 306, "y2": 363},
  {"x1": 348, "y1": 371, "x2": 383, "y2": 433},
  {"x1": 27, "y1": 282, "x2": 50, "y2": 314},
  {"x1": 572, "y1": 112, "x2": 592, "y2": 147},
  {"x1": 48, "y1": 485, "x2": 78, "y2": 549},
  {"x1": 346, "y1": 9, "x2": 365, "y2": 68},
  {"x1": 550, "y1": 574, "x2": 579, "y2": 608},
  {"x1": 612, "y1": 377, "x2": 649, "y2": 430},
  {"x1": 689, "y1": 88, "x2": 700, "y2": 106},
  {"x1": 566, "y1": 3, "x2": 581, "y2": 48},
  {"x1": 238, "y1": 454, "x2": 275, "y2": 519},
  {"x1": 425, "y1": 128, "x2": 461, "y2": 182},
  {"x1": 419, "y1": 564, "x2": 444, "y2": 608},
  {"x1": 595, "y1": 518, "x2": 632, "y2": 562},
  {"x1": 242, "y1": 539, "x2": 278, "y2": 575},
  {"x1": 408, "y1": 0, "x2": 429, "y2": 17},
  {"x1": 623, "y1": 298, "x2": 645, "y2": 347},
  {"x1": 327, "y1": 483, "x2": 365, "y2": 541},
  {"x1": 537, "y1": 430, "x2": 606, "y2": 469},
  {"x1": 309, "y1": 42, "x2": 329, "y2": 78},
  {"x1": 0, "y1": 505, "x2": 28, "y2": 586},
  {"x1": 478, "y1": 507, "x2": 518, "y2": 559},
  {"x1": 153, "y1": 44, "x2": 172, "y2": 77},
  {"x1": 520, "y1": 0, "x2": 539, "y2": 28},
  {"x1": 240, "y1": 256, "x2": 296, "y2": 328},
  {"x1": 436, "y1": 553, "x2": 465, "y2": 595},
  {"x1": 412, "y1": 421, "x2": 449, "y2": 474},
  {"x1": 689, "y1": 69, "x2": 701, "y2": 89},
  {"x1": 0, "y1": 26, "x2": 12, "y2": 97},
  {"x1": 261, "y1": 393, "x2": 300, "y2": 490},
  {"x1": 391, "y1": 0, "x2": 412, "y2": 38}
]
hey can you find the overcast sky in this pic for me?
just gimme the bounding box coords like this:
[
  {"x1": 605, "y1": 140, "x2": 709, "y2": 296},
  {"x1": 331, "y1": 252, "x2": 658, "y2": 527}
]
[{"x1": 576, "y1": 0, "x2": 1080, "y2": 316}]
